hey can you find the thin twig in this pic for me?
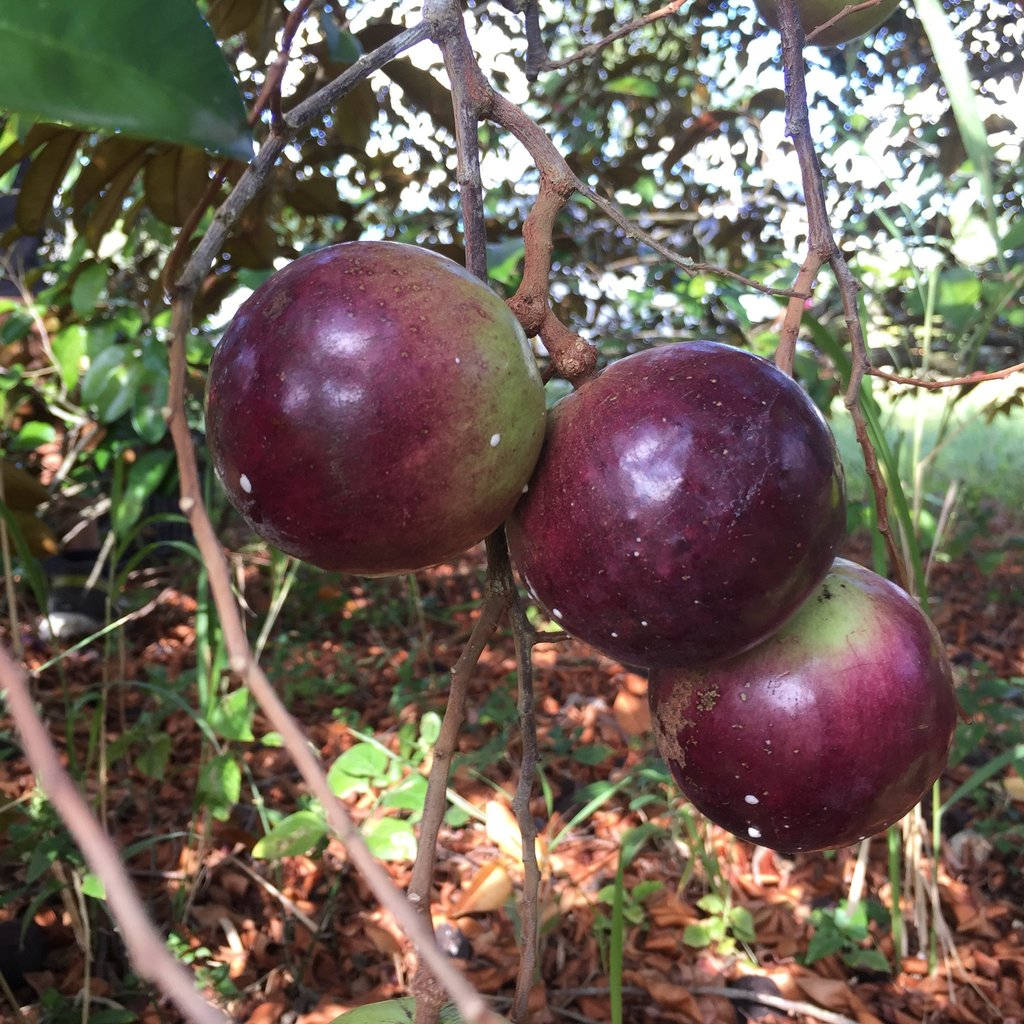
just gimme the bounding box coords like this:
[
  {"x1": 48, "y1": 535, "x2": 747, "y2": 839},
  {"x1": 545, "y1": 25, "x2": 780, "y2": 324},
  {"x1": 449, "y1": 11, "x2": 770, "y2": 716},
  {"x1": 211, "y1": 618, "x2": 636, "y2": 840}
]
[
  {"x1": 691, "y1": 986, "x2": 859, "y2": 1024},
  {"x1": 868, "y1": 361, "x2": 1024, "y2": 390},
  {"x1": 774, "y1": 0, "x2": 907, "y2": 589},
  {"x1": 163, "y1": 24, "x2": 501, "y2": 1024},
  {"x1": 543, "y1": 0, "x2": 688, "y2": 71},
  {"x1": 499, "y1": 535, "x2": 543, "y2": 1023},
  {"x1": 0, "y1": 646, "x2": 230, "y2": 1024},
  {"x1": 219, "y1": 853, "x2": 319, "y2": 934},
  {"x1": 805, "y1": 0, "x2": 885, "y2": 43}
]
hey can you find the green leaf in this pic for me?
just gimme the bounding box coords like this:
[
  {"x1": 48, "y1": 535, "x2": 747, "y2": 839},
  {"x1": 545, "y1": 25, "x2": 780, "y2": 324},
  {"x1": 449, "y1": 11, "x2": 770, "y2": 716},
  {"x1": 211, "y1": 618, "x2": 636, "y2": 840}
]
[
  {"x1": 331, "y1": 742, "x2": 388, "y2": 780},
  {"x1": 605, "y1": 75, "x2": 659, "y2": 99},
  {"x1": 208, "y1": 687, "x2": 255, "y2": 742},
  {"x1": 111, "y1": 449, "x2": 173, "y2": 538},
  {"x1": 914, "y1": 0, "x2": 1000, "y2": 264},
  {"x1": 81, "y1": 873, "x2": 106, "y2": 900},
  {"x1": 320, "y1": 15, "x2": 364, "y2": 64},
  {"x1": 51, "y1": 324, "x2": 88, "y2": 390},
  {"x1": 805, "y1": 925, "x2": 845, "y2": 964},
  {"x1": 682, "y1": 923, "x2": 712, "y2": 948},
  {"x1": 696, "y1": 892, "x2": 725, "y2": 915},
  {"x1": 418, "y1": 711, "x2": 442, "y2": 748},
  {"x1": 136, "y1": 733, "x2": 172, "y2": 779},
  {"x1": 81, "y1": 344, "x2": 144, "y2": 423},
  {"x1": 362, "y1": 818, "x2": 417, "y2": 861},
  {"x1": 379, "y1": 774, "x2": 428, "y2": 813},
  {"x1": 1003, "y1": 218, "x2": 1024, "y2": 252},
  {"x1": 11, "y1": 421, "x2": 55, "y2": 451},
  {"x1": 0, "y1": 0, "x2": 252, "y2": 158},
  {"x1": 573, "y1": 743, "x2": 614, "y2": 765},
  {"x1": 70, "y1": 263, "x2": 108, "y2": 316},
  {"x1": 198, "y1": 753, "x2": 241, "y2": 821},
  {"x1": 842, "y1": 947, "x2": 892, "y2": 974},
  {"x1": 728, "y1": 905, "x2": 757, "y2": 943},
  {"x1": 252, "y1": 810, "x2": 328, "y2": 859},
  {"x1": 330, "y1": 999, "x2": 470, "y2": 1024}
]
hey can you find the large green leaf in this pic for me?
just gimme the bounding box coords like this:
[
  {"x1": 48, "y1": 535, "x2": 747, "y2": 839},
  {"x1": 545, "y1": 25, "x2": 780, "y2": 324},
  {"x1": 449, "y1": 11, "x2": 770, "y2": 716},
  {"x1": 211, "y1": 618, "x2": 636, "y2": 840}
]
[
  {"x1": 0, "y1": 0, "x2": 252, "y2": 158},
  {"x1": 914, "y1": 0, "x2": 1000, "y2": 265}
]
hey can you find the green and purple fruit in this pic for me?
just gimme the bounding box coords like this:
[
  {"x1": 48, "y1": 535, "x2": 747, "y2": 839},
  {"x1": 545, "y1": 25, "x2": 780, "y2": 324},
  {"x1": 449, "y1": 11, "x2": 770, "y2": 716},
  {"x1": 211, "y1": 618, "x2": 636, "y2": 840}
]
[
  {"x1": 649, "y1": 559, "x2": 957, "y2": 853},
  {"x1": 205, "y1": 241, "x2": 545, "y2": 575},
  {"x1": 507, "y1": 341, "x2": 845, "y2": 668},
  {"x1": 753, "y1": 0, "x2": 901, "y2": 46}
]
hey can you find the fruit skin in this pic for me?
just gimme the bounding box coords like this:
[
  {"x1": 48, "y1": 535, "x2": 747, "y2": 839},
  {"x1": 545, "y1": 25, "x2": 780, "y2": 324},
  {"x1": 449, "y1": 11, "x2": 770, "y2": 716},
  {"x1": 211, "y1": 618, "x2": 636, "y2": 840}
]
[
  {"x1": 753, "y1": 0, "x2": 901, "y2": 47},
  {"x1": 649, "y1": 559, "x2": 957, "y2": 853},
  {"x1": 205, "y1": 241, "x2": 545, "y2": 575},
  {"x1": 507, "y1": 341, "x2": 845, "y2": 668}
]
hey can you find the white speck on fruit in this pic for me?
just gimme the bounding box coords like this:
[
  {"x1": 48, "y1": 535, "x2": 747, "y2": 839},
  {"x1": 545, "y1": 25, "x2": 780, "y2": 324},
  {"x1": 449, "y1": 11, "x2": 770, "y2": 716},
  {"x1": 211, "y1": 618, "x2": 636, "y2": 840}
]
[
  {"x1": 641, "y1": 620, "x2": 649, "y2": 627},
  {"x1": 747, "y1": 826, "x2": 761, "y2": 839},
  {"x1": 611, "y1": 631, "x2": 618, "y2": 638},
  {"x1": 522, "y1": 484, "x2": 529, "y2": 493},
  {"x1": 633, "y1": 550, "x2": 640, "y2": 557},
  {"x1": 745, "y1": 794, "x2": 759, "y2": 805},
  {"x1": 635, "y1": 537, "x2": 641, "y2": 543},
  {"x1": 552, "y1": 608, "x2": 562, "y2": 619},
  {"x1": 454, "y1": 357, "x2": 461, "y2": 364},
  {"x1": 490, "y1": 433, "x2": 501, "y2": 447},
  {"x1": 240, "y1": 474, "x2": 252, "y2": 494}
]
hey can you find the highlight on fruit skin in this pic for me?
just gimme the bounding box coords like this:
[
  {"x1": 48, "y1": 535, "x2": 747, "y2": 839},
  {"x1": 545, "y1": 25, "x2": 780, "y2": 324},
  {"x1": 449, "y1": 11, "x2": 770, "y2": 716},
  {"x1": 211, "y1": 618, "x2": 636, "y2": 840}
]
[
  {"x1": 205, "y1": 241, "x2": 545, "y2": 576},
  {"x1": 753, "y1": 0, "x2": 901, "y2": 47},
  {"x1": 649, "y1": 558, "x2": 958, "y2": 853},
  {"x1": 507, "y1": 341, "x2": 846, "y2": 669}
]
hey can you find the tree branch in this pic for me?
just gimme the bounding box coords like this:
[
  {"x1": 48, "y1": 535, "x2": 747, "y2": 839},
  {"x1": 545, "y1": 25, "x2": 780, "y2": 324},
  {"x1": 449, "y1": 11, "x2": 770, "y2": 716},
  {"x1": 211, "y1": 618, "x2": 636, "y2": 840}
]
[
  {"x1": 868, "y1": 361, "x2": 1024, "y2": 391},
  {"x1": 0, "y1": 647, "x2": 229, "y2": 1024},
  {"x1": 774, "y1": 0, "x2": 908, "y2": 589},
  {"x1": 499, "y1": 537, "x2": 543, "y2": 1023},
  {"x1": 542, "y1": 0, "x2": 689, "y2": 72},
  {"x1": 161, "y1": 23, "x2": 501, "y2": 1024},
  {"x1": 805, "y1": 0, "x2": 885, "y2": 44}
]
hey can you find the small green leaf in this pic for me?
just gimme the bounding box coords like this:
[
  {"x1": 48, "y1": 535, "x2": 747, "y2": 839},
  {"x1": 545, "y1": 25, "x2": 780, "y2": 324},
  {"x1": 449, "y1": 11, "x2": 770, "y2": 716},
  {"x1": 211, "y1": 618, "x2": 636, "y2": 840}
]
[
  {"x1": 0, "y1": 0, "x2": 252, "y2": 157},
  {"x1": 379, "y1": 774, "x2": 428, "y2": 813},
  {"x1": 605, "y1": 75, "x2": 659, "y2": 99},
  {"x1": 252, "y1": 810, "x2": 328, "y2": 859},
  {"x1": 682, "y1": 923, "x2": 711, "y2": 948},
  {"x1": 209, "y1": 687, "x2": 255, "y2": 742},
  {"x1": 11, "y1": 421, "x2": 56, "y2": 451},
  {"x1": 841, "y1": 947, "x2": 892, "y2": 974},
  {"x1": 696, "y1": 893, "x2": 725, "y2": 915},
  {"x1": 332, "y1": 742, "x2": 388, "y2": 779},
  {"x1": 805, "y1": 925, "x2": 845, "y2": 965},
  {"x1": 111, "y1": 449, "x2": 173, "y2": 537},
  {"x1": 81, "y1": 873, "x2": 106, "y2": 900},
  {"x1": 52, "y1": 324, "x2": 88, "y2": 389},
  {"x1": 418, "y1": 711, "x2": 442, "y2": 747},
  {"x1": 573, "y1": 743, "x2": 614, "y2": 765},
  {"x1": 363, "y1": 818, "x2": 417, "y2": 861},
  {"x1": 81, "y1": 344, "x2": 144, "y2": 423},
  {"x1": 71, "y1": 263, "x2": 108, "y2": 316},
  {"x1": 198, "y1": 753, "x2": 241, "y2": 821},
  {"x1": 136, "y1": 733, "x2": 172, "y2": 779},
  {"x1": 728, "y1": 905, "x2": 756, "y2": 943}
]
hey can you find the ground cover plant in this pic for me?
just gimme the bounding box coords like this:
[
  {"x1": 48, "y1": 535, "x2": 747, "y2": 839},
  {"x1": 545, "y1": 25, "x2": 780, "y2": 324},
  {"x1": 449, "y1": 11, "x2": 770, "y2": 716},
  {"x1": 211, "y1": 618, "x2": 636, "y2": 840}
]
[{"x1": 1, "y1": 0, "x2": 1023, "y2": 1022}]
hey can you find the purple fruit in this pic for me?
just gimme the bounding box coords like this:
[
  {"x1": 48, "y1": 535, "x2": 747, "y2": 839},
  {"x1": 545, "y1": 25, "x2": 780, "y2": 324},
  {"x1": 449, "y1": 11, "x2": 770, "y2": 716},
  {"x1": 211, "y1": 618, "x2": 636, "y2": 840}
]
[
  {"x1": 753, "y1": 0, "x2": 900, "y2": 47},
  {"x1": 649, "y1": 559, "x2": 957, "y2": 853},
  {"x1": 205, "y1": 241, "x2": 545, "y2": 574},
  {"x1": 507, "y1": 342, "x2": 845, "y2": 668}
]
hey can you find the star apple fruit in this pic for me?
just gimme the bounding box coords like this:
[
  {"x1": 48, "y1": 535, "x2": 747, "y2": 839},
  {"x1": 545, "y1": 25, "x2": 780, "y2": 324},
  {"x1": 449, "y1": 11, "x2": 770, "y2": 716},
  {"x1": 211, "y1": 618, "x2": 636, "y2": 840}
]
[
  {"x1": 649, "y1": 558, "x2": 957, "y2": 852},
  {"x1": 507, "y1": 341, "x2": 845, "y2": 668},
  {"x1": 205, "y1": 241, "x2": 545, "y2": 575}
]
